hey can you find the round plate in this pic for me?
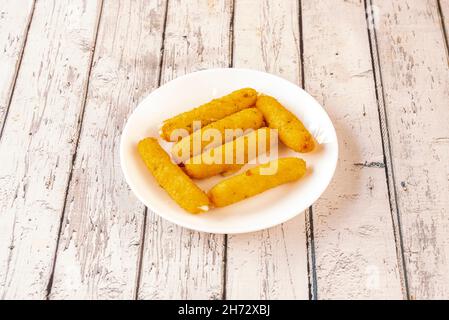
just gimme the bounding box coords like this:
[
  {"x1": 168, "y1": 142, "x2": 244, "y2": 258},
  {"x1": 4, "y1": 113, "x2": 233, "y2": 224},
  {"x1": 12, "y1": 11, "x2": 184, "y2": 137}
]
[{"x1": 120, "y1": 68, "x2": 338, "y2": 234}]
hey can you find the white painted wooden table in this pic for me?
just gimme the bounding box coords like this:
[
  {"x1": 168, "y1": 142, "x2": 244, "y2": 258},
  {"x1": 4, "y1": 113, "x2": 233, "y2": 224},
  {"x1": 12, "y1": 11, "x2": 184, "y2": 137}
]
[{"x1": 0, "y1": 0, "x2": 448, "y2": 300}]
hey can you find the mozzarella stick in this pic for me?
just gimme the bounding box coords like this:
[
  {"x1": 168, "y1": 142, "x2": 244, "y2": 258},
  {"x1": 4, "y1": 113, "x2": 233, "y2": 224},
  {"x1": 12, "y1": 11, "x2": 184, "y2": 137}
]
[
  {"x1": 184, "y1": 127, "x2": 274, "y2": 179},
  {"x1": 256, "y1": 95, "x2": 314, "y2": 152},
  {"x1": 208, "y1": 158, "x2": 306, "y2": 207},
  {"x1": 172, "y1": 108, "x2": 265, "y2": 163},
  {"x1": 137, "y1": 137, "x2": 210, "y2": 214},
  {"x1": 161, "y1": 88, "x2": 257, "y2": 141}
]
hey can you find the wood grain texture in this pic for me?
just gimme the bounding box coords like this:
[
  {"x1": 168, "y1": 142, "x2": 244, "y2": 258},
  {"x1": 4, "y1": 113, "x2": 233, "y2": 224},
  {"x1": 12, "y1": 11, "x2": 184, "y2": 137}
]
[
  {"x1": 48, "y1": 0, "x2": 167, "y2": 299},
  {"x1": 1, "y1": 0, "x2": 448, "y2": 300},
  {"x1": 371, "y1": 0, "x2": 449, "y2": 299},
  {"x1": 137, "y1": 0, "x2": 232, "y2": 300},
  {"x1": 0, "y1": 0, "x2": 102, "y2": 299},
  {"x1": 0, "y1": 0, "x2": 34, "y2": 132},
  {"x1": 302, "y1": 0, "x2": 404, "y2": 299},
  {"x1": 227, "y1": 0, "x2": 309, "y2": 300}
]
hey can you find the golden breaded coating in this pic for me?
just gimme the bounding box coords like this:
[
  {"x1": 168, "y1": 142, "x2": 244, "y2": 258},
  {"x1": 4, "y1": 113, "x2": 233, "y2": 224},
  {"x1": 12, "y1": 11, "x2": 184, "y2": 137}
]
[
  {"x1": 137, "y1": 137, "x2": 210, "y2": 214},
  {"x1": 208, "y1": 158, "x2": 306, "y2": 207},
  {"x1": 256, "y1": 95, "x2": 314, "y2": 152},
  {"x1": 184, "y1": 127, "x2": 274, "y2": 179},
  {"x1": 161, "y1": 88, "x2": 257, "y2": 141},
  {"x1": 172, "y1": 108, "x2": 265, "y2": 163}
]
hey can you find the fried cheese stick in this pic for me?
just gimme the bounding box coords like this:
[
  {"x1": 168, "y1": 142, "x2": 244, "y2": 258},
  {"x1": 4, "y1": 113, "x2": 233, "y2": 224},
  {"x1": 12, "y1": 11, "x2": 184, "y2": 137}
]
[
  {"x1": 137, "y1": 137, "x2": 210, "y2": 213},
  {"x1": 256, "y1": 95, "x2": 314, "y2": 152},
  {"x1": 208, "y1": 157, "x2": 306, "y2": 207}
]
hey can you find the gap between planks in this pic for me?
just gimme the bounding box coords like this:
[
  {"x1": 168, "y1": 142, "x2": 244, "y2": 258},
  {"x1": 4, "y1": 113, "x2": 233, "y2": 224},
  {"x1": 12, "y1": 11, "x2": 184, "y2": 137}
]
[
  {"x1": 298, "y1": 0, "x2": 319, "y2": 300},
  {"x1": 305, "y1": 208, "x2": 318, "y2": 300},
  {"x1": 0, "y1": 0, "x2": 36, "y2": 140},
  {"x1": 437, "y1": 0, "x2": 449, "y2": 61}
]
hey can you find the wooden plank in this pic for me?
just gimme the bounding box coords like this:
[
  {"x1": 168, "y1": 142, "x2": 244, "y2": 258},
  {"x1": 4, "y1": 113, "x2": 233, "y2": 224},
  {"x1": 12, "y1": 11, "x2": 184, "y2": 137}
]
[
  {"x1": 301, "y1": 0, "x2": 404, "y2": 298},
  {"x1": 371, "y1": 0, "x2": 449, "y2": 299},
  {"x1": 0, "y1": 0, "x2": 34, "y2": 132},
  {"x1": 137, "y1": 0, "x2": 232, "y2": 299},
  {"x1": 48, "y1": 0, "x2": 167, "y2": 299},
  {"x1": 226, "y1": 0, "x2": 309, "y2": 299},
  {"x1": 0, "y1": 0, "x2": 102, "y2": 299}
]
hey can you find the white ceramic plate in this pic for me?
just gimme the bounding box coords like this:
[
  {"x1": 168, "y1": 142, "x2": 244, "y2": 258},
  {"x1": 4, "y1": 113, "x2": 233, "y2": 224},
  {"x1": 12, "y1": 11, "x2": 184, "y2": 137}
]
[{"x1": 120, "y1": 68, "x2": 338, "y2": 234}]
